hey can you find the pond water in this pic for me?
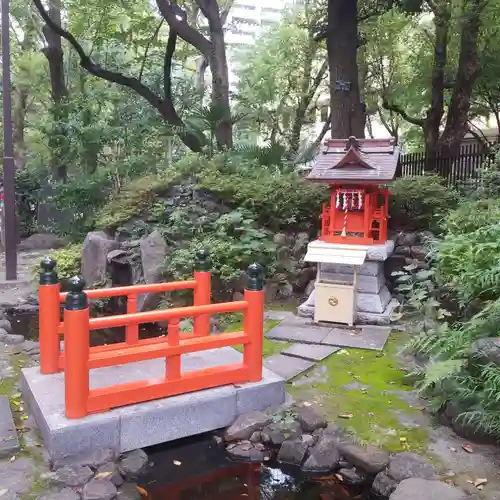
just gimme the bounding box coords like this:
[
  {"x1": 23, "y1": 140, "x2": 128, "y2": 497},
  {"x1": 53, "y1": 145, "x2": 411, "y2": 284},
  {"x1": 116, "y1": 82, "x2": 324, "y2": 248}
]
[{"x1": 139, "y1": 434, "x2": 370, "y2": 500}]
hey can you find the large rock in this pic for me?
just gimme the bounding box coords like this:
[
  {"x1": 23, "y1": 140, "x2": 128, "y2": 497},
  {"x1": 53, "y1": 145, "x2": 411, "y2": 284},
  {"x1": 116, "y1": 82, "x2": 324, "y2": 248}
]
[
  {"x1": 297, "y1": 407, "x2": 327, "y2": 433},
  {"x1": 19, "y1": 233, "x2": 63, "y2": 250},
  {"x1": 338, "y1": 443, "x2": 389, "y2": 475},
  {"x1": 226, "y1": 441, "x2": 270, "y2": 462},
  {"x1": 39, "y1": 488, "x2": 81, "y2": 500},
  {"x1": 389, "y1": 478, "x2": 467, "y2": 500},
  {"x1": 278, "y1": 438, "x2": 309, "y2": 466},
  {"x1": 372, "y1": 471, "x2": 398, "y2": 498},
  {"x1": 138, "y1": 230, "x2": 169, "y2": 311},
  {"x1": 469, "y1": 338, "x2": 500, "y2": 366},
  {"x1": 117, "y1": 450, "x2": 148, "y2": 480},
  {"x1": 225, "y1": 412, "x2": 271, "y2": 442},
  {"x1": 302, "y1": 434, "x2": 340, "y2": 474},
  {"x1": 387, "y1": 452, "x2": 436, "y2": 482},
  {"x1": 262, "y1": 421, "x2": 302, "y2": 446},
  {"x1": 116, "y1": 484, "x2": 141, "y2": 500},
  {"x1": 82, "y1": 232, "x2": 119, "y2": 285},
  {"x1": 96, "y1": 462, "x2": 123, "y2": 487},
  {"x1": 82, "y1": 479, "x2": 117, "y2": 500},
  {"x1": 52, "y1": 465, "x2": 94, "y2": 487}
]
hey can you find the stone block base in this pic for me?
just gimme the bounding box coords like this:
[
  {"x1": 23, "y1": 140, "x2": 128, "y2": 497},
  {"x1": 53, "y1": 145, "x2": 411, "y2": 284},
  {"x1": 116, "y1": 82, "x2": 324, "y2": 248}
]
[{"x1": 21, "y1": 347, "x2": 285, "y2": 460}]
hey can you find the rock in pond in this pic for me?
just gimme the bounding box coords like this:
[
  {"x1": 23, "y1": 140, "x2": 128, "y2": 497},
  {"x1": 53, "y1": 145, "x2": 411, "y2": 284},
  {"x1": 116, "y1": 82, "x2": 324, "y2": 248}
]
[
  {"x1": 278, "y1": 439, "x2": 309, "y2": 466},
  {"x1": 226, "y1": 441, "x2": 271, "y2": 462},
  {"x1": 338, "y1": 443, "x2": 389, "y2": 475},
  {"x1": 389, "y1": 478, "x2": 467, "y2": 500},
  {"x1": 117, "y1": 450, "x2": 148, "y2": 480},
  {"x1": 224, "y1": 412, "x2": 271, "y2": 442},
  {"x1": 261, "y1": 421, "x2": 302, "y2": 446},
  {"x1": 83, "y1": 479, "x2": 118, "y2": 500},
  {"x1": 297, "y1": 406, "x2": 327, "y2": 433},
  {"x1": 372, "y1": 471, "x2": 398, "y2": 498},
  {"x1": 387, "y1": 452, "x2": 436, "y2": 482},
  {"x1": 302, "y1": 434, "x2": 340, "y2": 474},
  {"x1": 52, "y1": 465, "x2": 94, "y2": 487}
]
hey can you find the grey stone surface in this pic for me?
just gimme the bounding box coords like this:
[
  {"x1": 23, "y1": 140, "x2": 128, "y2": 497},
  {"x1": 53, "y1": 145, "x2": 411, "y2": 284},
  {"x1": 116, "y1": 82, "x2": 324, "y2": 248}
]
[
  {"x1": 356, "y1": 286, "x2": 392, "y2": 314},
  {"x1": 389, "y1": 478, "x2": 467, "y2": 500},
  {"x1": 0, "y1": 396, "x2": 20, "y2": 457},
  {"x1": 265, "y1": 321, "x2": 331, "y2": 344},
  {"x1": 18, "y1": 233, "x2": 63, "y2": 251},
  {"x1": 21, "y1": 347, "x2": 285, "y2": 458},
  {"x1": 469, "y1": 337, "x2": 500, "y2": 366},
  {"x1": 52, "y1": 448, "x2": 115, "y2": 470},
  {"x1": 277, "y1": 438, "x2": 309, "y2": 466},
  {"x1": 387, "y1": 452, "x2": 437, "y2": 482},
  {"x1": 338, "y1": 443, "x2": 389, "y2": 474},
  {"x1": 372, "y1": 471, "x2": 398, "y2": 498},
  {"x1": 82, "y1": 231, "x2": 119, "y2": 286},
  {"x1": 116, "y1": 450, "x2": 148, "y2": 480},
  {"x1": 356, "y1": 298, "x2": 400, "y2": 326},
  {"x1": 337, "y1": 468, "x2": 367, "y2": 487},
  {"x1": 39, "y1": 488, "x2": 81, "y2": 500},
  {"x1": 96, "y1": 462, "x2": 123, "y2": 487},
  {"x1": 263, "y1": 354, "x2": 315, "y2": 381},
  {"x1": 297, "y1": 406, "x2": 327, "y2": 433},
  {"x1": 224, "y1": 412, "x2": 271, "y2": 442},
  {"x1": 365, "y1": 240, "x2": 395, "y2": 261},
  {"x1": 282, "y1": 344, "x2": 340, "y2": 362},
  {"x1": 82, "y1": 479, "x2": 117, "y2": 500},
  {"x1": 226, "y1": 442, "x2": 270, "y2": 462},
  {"x1": 116, "y1": 484, "x2": 141, "y2": 500},
  {"x1": 261, "y1": 421, "x2": 302, "y2": 445},
  {"x1": 302, "y1": 434, "x2": 341, "y2": 474},
  {"x1": 321, "y1": 326, "x2": 390, "y2": 351},
  {"x1": 320, "y1": 260, "x2": 383, "y2": 277},
  {"x1": 0, "y1": 457, "x2": 36, "y2": 496},
  {"x1": 3, "y1": 334, "x2": 25, "y2": 345},
  {"x1": 52, "y1": 465, "x2": 94, "y2": 487}
]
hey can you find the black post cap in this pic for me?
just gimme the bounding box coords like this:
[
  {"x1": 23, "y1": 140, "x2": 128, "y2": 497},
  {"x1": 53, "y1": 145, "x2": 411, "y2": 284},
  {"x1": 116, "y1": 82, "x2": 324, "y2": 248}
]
[
  {"x1": 195, "y1": 248, "x2": 211, "y2": 272},
  {"x1": 39, "y1": 256, "x2": 58, "y2": 285},
  {"x1": 65, "y1": 276, "x2": 88, "y2": 310},
  {"x1": 246, "y1": 263, "x2": 264, "y2": 291}
]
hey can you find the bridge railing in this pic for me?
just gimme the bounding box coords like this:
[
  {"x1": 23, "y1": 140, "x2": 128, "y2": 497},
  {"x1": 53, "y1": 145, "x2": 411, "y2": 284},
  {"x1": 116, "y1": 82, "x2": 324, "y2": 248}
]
[
  {"x1": 38, "y1": 249, "x2": 212, "y2": 375},
  {"x1": 37, "y1": 251, "x2": 265, "y2": 419}
]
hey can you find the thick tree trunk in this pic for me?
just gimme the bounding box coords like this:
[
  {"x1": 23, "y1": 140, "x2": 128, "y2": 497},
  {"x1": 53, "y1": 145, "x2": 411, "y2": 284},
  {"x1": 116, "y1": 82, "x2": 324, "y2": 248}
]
[
  {"x1": 42, "y1": 0, "x2": 69, "y2": 181},
  {"x1": 327, "y1": 0, "x2": 365, "y2": 139},
  {"x1": 437, "y1": 0, "x2": 485, "y2": 157},
  {"x1": 208, "y1": 20, "x2": 232, "y2": 149}
]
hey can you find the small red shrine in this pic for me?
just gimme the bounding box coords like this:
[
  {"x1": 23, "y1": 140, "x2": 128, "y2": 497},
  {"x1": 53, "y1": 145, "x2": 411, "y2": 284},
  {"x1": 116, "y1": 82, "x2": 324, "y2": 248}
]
[{"x1": 307, "y1": 136, "x2": 400, "y2": 246}]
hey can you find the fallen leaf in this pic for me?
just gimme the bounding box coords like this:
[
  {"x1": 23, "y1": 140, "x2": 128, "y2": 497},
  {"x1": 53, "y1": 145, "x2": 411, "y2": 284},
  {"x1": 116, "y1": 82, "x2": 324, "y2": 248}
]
[
  {"x1": 445, "y1": 480, "x2": 455, "y2": 486},
  {"x1": 462, "y1": 444, "x2": 474, "y2": 453},
  {"x1": 303, "y1": 402, "x2": 312, "y2": 407},
  {"x1": 95, "y1": 472, "x2": 112, "y2": 480},
  {"x1": 448, "y1": 447, "x2": 457, "y2": 452},
  {"x1": 368, "y1": 412, "x2": 375, "y2": 417},
  {"x1": 467, "y1": 480, "x2": 474, "y2": 484},
  {"x1": 0, "y1": 489, "x2": 8, "y2": 498},
  {"x1": 399, "y1": 437, "x2": 407, "y2": 443},
  {"x1": 9, "y1": 456, "x2": 15, "y2": 462},
  {"x1": 11, "y1": 393, "x2": 21, "y2": 399},
  {"x1": 477, "y1": 486, "x2": 484, "y2": 491},
  {"x1": 173, "y1": 460, "x2": 182, "y2": 466},
  {"x1": 22, "y1": 416, "x2": 28, "y2": 421},
  {"x1": 339, "y1": 413, "x2": 353, "y2": 420},
  {"x1": 335, "y1": 473, "x2": 343, "y2": 481},
  {"x1": 474, "y1": 478, "x2": 487, "y2": 488},
  {"x1": 136, "y1": 486, "x2": 148, "y2": 498}
]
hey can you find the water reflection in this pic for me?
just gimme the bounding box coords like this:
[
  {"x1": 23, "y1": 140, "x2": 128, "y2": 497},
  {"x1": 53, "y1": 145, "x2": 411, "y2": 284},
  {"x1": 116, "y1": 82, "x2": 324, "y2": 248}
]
[{"x1": 140, "y1": 434, "x2": 365, "y2": 500}]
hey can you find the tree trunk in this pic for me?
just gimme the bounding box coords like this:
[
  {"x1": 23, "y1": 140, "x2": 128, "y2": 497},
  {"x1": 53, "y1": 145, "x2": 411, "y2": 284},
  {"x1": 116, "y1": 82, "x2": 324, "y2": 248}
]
[
  {"x1": 327, "y1": 0, "x2": 365, "y2": 138},
  {"x1": 437, "y1": 0, "x2": 485, "y2": 157},
  {"x1": 208, "y1": 17, "x2": 232, "y2": 149},
  {"x1": 42, "y1": 0, "x2": 69, "y2": 181}
]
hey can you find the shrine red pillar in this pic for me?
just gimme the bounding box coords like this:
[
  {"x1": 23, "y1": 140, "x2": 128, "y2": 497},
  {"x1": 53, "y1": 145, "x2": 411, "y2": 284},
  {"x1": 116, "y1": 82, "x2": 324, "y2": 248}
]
[{"x1": 363, "y1": 191, "x2": 371, "y2": 240}]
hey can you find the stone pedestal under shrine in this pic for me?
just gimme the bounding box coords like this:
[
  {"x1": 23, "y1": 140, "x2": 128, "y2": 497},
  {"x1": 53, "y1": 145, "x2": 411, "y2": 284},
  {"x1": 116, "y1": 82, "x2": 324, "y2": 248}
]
[{"x1": 298, "y1": 240, "x2": 400, "y2": 326}]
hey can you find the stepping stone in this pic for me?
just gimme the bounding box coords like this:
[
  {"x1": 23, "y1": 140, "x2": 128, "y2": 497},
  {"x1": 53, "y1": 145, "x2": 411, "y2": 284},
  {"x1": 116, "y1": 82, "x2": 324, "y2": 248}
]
[
  {"x1": 282, "y1": 344, "x2": 340, "y2": 362},
  {"x1": 266, "y1": 323, "x2": 331, "y2": 345},
  {"x1": 321, "y1": 326, "x2": 390, "y2": 351},
  {"x1": 264, "y1": 354, "x2": 315, "y2": 381},
  {"x1": 0, "y1": 396, "x2": 20, "y2": 458}
]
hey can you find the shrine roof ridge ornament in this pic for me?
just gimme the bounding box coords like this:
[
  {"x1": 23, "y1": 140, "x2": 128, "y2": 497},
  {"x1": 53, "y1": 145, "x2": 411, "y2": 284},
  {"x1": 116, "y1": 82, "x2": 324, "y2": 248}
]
[{"x1": 307, "y1": 136, "x2": 400, "y2": 185}]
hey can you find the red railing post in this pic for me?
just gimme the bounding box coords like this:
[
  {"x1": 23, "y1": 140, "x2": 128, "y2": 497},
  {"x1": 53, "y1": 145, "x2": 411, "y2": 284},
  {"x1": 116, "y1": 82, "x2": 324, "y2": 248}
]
[
  {"x1": 243, "y1": 263, "x2": 264, "y2": 382},
  {"x1": 193, "y1": 249, "x2": 211, "y2": 337},
  {"x1": 166, "y1": 318, "x2": 181, "y2": 380},
  {"x1": 39, "y1": 257, "x2": 61, "y2": 374},
  {"x1": 64, "y1": 277, "x2": 90, "y2": 419},
  {"x1": 126, "y1": 294, "x2": 139, "y2": 344}
]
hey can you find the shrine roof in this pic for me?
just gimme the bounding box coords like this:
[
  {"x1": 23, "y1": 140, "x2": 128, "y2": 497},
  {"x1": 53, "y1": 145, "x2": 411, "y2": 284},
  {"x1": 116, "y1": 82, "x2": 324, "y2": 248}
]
[{"x1": 307, "y1": 137, "x2": 400, "y2": 184}]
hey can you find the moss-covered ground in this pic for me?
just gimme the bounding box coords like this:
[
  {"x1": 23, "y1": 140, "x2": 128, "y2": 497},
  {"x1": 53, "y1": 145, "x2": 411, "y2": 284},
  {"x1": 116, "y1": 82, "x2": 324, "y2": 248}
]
[{"x1": 287, "y1": 332, "x2": 429, "y2": 454}]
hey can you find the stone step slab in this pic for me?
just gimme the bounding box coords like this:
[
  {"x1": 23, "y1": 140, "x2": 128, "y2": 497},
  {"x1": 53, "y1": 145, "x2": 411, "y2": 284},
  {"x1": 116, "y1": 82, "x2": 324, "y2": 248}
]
[
  {"x1": 282, "y1": 344, "x2": 340, "y2": 362},
  {"x1": 321, "y1": 326, "x2": 391, "y2": 351},
  {"x1": 0, "y1": 396, "x2": 20, "y2": 458},
  {"x1": 263, "y1": 354, "x2": 315, "y2": 381},
  {"x1": 265, "y1": 321, "x2": 332, "y2": 344}
]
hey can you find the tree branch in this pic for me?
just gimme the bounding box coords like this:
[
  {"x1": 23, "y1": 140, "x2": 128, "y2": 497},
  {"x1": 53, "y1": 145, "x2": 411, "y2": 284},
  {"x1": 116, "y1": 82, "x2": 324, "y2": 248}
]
[
  {"x1": 139, "y1": 20, "x2": 164, "y2": 83},
  {"x1": 155, "y1": 0, "x2": 211, "y2": 56},
  {"x1": 382, "y1": 99, "x2": 425, "y2": 127}
]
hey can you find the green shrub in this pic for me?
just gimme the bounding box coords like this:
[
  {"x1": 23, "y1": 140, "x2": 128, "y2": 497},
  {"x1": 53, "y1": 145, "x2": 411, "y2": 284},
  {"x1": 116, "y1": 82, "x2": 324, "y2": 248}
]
[
  {"x1": 473, "y1": 147, "x2": 500, "y2": 199},
  {"x1": 48, "y1": 244, "x2": 83, "y2": 282},
  {"x1": 389, "y1": 175, "x2": 460, "y2": 232}
]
